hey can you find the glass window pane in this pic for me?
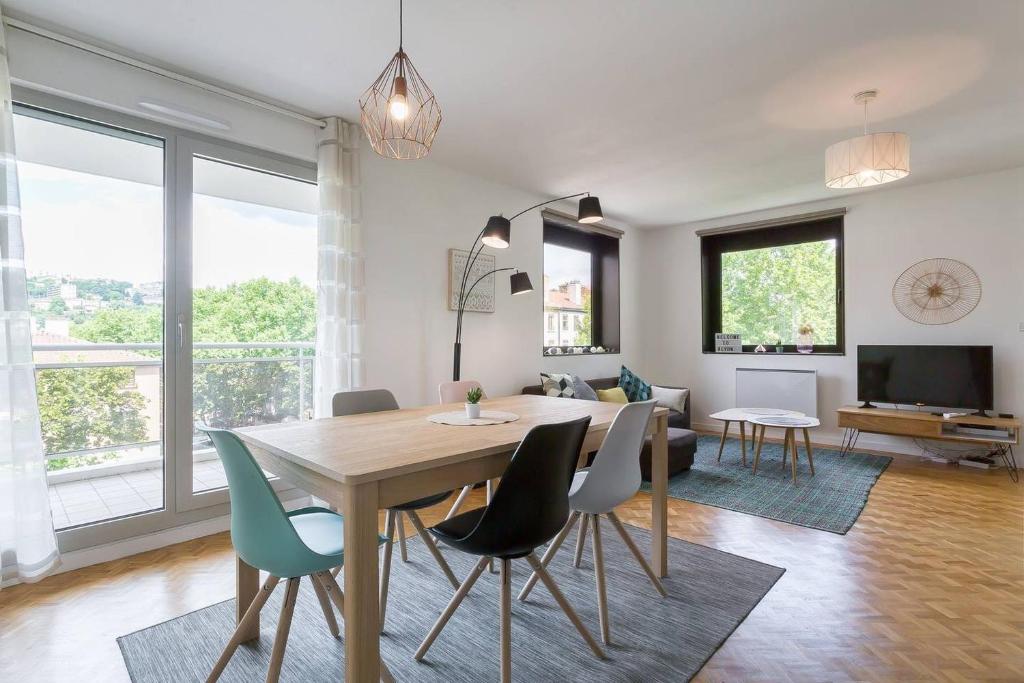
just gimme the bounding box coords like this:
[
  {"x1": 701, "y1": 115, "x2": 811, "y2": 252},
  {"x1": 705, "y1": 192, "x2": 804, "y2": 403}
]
[
  {"x1": 543, "y1": 243, "x2": 592, "y2": 348},
  {"x1": 15, "y1": 110, "x2": 166, "y2": 530},
  {"x1": 190, "y1": 157, "x2": 317, "y2": 493},
  {"x1": 720, "y1": 239, "x2": 837, "y2": 346}
]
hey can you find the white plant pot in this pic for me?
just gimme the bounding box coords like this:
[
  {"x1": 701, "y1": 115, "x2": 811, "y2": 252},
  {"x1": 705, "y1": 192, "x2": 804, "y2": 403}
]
[{"x1": 465, "y1": 403, "x2": 481, "y2": 419}]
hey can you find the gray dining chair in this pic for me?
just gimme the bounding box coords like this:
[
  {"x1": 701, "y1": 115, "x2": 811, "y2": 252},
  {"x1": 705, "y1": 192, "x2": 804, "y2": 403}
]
[{"x1": 332, "y1": 389, "x2": 460, "y2": 632}]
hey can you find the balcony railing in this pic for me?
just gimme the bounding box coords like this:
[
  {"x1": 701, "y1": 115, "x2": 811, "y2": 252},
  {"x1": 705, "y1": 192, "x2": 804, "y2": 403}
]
[{"x1": 34, "y1": 341, "x2": 315, "y2": 470}]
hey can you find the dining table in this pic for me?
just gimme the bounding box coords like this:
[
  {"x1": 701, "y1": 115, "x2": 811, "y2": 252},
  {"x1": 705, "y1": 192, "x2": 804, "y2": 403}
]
[{"x1": 233, "y1": 393, "x2": 671, "y2": 682}]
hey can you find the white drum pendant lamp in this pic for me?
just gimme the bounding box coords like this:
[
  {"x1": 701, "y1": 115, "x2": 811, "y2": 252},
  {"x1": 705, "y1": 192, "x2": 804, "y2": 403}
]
[{"x1": 825, "y1": 90, "x2": 909, "y2": 189}]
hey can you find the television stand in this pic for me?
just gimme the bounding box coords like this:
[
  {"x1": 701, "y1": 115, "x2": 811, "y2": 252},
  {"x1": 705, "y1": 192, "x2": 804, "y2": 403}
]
[{"x1": 836, "y1": 406, "x2": 1021, "y2": 482}]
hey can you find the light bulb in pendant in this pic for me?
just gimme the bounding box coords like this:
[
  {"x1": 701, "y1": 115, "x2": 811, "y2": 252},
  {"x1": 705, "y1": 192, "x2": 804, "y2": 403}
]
[{"x1": 389, "y1": 76, "x2": 409, "y2": 120}]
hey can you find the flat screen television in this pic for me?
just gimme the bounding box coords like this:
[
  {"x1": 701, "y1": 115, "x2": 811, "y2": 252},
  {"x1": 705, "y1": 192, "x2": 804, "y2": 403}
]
[{"x1": 857, "y1": 345, "x2": 994, "y2": 413}]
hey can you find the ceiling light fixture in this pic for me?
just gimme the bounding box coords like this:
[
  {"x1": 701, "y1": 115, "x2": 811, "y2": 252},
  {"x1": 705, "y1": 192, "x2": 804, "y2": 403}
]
[
  {"x1": 825, "y1": 90, "x2": 909, "y2": 189},
  {"x1": 359, "y1": 0, "x2": 441, "y2": 160}
]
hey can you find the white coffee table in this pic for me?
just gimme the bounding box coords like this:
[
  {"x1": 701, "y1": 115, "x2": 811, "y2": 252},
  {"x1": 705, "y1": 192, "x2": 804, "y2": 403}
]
[
  {"x1": 747, "y1": 415, "x2": 821, "y2": 483},
  {"x1": 709, "y1": 408, "x2": 805, "y2": 466}
]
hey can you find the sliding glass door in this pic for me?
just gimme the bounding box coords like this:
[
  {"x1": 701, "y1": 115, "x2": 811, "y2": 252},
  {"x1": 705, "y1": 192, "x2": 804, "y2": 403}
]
[
  {"x1": 15, "y1": 105, "x2": 168, "y2": 532},
  {"x1": 14, "y1": 89, "x2": 316, "y2": 548},
  {"x1": 176, "y1": 139, "x2": 317, "y2": 510}
]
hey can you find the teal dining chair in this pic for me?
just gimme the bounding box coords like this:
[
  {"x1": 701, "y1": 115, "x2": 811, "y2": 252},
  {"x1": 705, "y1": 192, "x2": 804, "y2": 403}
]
[{"x1": 198, "y1": 426, "x2": 393, "y2": 683}]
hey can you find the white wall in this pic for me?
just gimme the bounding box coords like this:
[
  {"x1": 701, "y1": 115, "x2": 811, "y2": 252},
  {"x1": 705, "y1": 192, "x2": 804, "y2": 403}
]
[
  {"x1": 360, "y1": 149, "x2": 643, "y2": 407},
  {"x1": 639, "y1": 166, "x2": 1024, "y2": 455}
]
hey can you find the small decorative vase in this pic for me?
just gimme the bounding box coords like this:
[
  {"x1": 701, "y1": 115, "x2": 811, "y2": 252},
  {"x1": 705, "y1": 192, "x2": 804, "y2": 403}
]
[
  {"x1": 755, "y1": 344, "x2": 766, "y2": 353},
  {"x1": 796, "y1": 333, "x2": 814, "y2": 354},
  {"x1": 465, "y1": 403, "x2": 481, "y2": 419},
  {"x1": 775, "y1": 345, "x2": 784, "y2": 353}
]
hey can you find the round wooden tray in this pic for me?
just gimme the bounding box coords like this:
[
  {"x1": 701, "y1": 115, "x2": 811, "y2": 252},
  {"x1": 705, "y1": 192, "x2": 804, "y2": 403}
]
[{"x1": 427, "y1": 410, "x2": 520, "y2": 426}]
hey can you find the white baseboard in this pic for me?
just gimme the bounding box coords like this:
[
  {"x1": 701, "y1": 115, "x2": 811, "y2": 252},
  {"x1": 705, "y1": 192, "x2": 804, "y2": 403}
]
[{"x1": 1, "y1": 496, "x2": 311, "y2": 589}]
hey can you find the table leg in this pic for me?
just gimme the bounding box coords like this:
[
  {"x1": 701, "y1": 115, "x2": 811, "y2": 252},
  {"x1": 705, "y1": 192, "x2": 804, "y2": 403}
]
[
  {"x1": 789, "y1": 428, "x2": 798, "y2": 483},
  {"x1": 753, "y1": 425, "x2": 765, "y2": 475},
  {"x1": 802, "y1": 428, "x2": 815, "y2": 476},
  {"x1": 236, "y1": 555, "x2": 260, "y2": 642},
  {"x1": 651, "y1": 412, "x2": 669, "y2": 578},
  {"x1": 716, "y1": 421, "x2": 730, "y2": 462},
  {"x1": 739, "y1": 421, "x2": 748, "y2": 467},
  {"x1": 342, "y1": 482, "x2": 381, "y2": 683}
]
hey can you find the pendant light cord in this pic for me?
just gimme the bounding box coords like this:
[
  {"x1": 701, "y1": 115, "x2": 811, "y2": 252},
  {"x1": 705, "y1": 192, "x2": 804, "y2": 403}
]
[
  {"x1": 863, "y1": 98, "x2": 869, "y2": 135},
  {"x1": 399, "y1": 0, "x2": 403, "y2": 50}
]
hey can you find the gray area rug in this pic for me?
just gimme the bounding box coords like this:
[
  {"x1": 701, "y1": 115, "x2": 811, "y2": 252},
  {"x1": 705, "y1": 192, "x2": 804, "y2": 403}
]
[
  {"x1": 643, "y1": 435, "x2": 891, "y2": 534},
  {"x1": 118, "y1": 524, "x2": 783, "y2": 682}
]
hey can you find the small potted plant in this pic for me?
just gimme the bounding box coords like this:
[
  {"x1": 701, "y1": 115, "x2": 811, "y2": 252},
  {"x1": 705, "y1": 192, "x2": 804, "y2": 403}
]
[
  {"x1": 774, "y1": 338, "x2": 784, "y2": 353},
  {"x1": 465, "y1": 386, "x2": 483, "y2": 419},
  {"x1": 797, "y1": 323, "x2": 814, "y2": 354}
]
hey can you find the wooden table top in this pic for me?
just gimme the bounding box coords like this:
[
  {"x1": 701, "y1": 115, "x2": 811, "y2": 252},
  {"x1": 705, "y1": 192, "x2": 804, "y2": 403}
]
[{"x1": 236, "y1": 394, "x2": 668, "y2": 486}]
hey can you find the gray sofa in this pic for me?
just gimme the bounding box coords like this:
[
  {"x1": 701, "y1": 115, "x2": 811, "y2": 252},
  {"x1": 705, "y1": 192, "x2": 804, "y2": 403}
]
[{"x1": 521, "y1": 376, "x2": 696, "y2": 480}]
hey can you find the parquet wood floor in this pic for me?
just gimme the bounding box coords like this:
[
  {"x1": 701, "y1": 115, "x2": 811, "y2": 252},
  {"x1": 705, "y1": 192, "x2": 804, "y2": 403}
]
[{"x1": 2, "y1": 451, "x2": 1022, "y2": 682}]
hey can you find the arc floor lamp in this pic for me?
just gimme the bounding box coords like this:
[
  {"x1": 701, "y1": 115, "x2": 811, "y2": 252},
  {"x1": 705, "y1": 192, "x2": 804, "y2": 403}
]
[{"x1": 452, "y1": 193, "x2": 603, "y2": 380}]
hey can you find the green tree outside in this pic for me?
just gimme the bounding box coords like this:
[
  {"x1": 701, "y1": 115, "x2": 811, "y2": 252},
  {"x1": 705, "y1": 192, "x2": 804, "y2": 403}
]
[{"x1": 720, "y1": 240, "x2": 837, "y2": 346}]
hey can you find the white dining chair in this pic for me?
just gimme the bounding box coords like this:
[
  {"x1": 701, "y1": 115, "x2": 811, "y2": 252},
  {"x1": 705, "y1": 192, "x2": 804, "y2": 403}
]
[
  {"x1": 517, "y1": 399, "x2": 667, "y2": 644},
  {"x1": 438, "y1": 380, "x2": 489, "y2": 521}
]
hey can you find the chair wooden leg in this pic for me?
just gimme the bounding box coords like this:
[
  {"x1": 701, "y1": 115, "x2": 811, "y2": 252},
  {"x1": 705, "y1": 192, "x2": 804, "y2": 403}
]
[
  {"x1": 379, "y1": 509, "x2": 397, "y2": 632},
  {"x1": 415, "y1": 556, "x2": 490, "y2": 661},
  {"x1": 803, "y1": 428, "x2": 815, "y2": 475},
  {"x1": 790, "y1": 428, "x2": 799, "y2": 483},
  {"x1": 753, "y1": 426, "x2": 765, "y2": 475},
  {"x1": 519, "y1": 511, "x2": 579, "y2": 601},
  {"x1": 310, "y1": 571, "x2": 340, "y2": 638},
  {"x1": 500, "y1": 559, "x2": 512, "y2": 683},
  {"x1": 606, "y1": 511, "x2": 667, "y2": 597},
  {"x1": 524, "y1": 553, "x2": 606, "y2": 660},
  {"x1": 573, "y1": 513, "x2": 589, "y2": 568},
  {"x1": 396, "y1": 511, "x2": 408, "y2": 562},
  {"x1": 739, "y1": 421, "x2": 748, "y2": 466},
  {"x1": 405, "y1": 510, "x2": 460, "y2": 589},
  {"x1": 591, "y1": 515, "x2": 610, "y2": 645},
  {"x1": 314, "y1": 572, "x2": 393, "y2": 683},
  {"x1": 266, "y1": 577, "x2": 300, "y2": 683},
  {"x1": 716, "y1": 421, "x2": 730, "y2": 462},
  {"x1": 445, "y1": 484, "x2": 474, "y2": 520},
  {"x1": 207, "y1": 575, "x2": 280, "y2": 683}
]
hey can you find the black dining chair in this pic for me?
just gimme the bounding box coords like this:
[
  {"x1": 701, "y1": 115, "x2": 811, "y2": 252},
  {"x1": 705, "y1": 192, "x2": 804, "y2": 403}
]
[
  {"x1": 332, "y1": 389, "x2": 460, "y2": 633},
  {"x1": 414, "y1": 416, "x2": 606, "y2": 682}
]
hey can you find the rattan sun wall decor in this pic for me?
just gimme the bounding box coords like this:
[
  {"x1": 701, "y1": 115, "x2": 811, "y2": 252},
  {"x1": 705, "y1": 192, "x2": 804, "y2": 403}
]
[{"x1": 892, "y1": 258, "x2": 981, "y2": 324}]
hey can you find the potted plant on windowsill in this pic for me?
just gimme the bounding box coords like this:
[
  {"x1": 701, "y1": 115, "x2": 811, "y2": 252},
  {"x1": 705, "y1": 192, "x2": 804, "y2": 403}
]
[{"x1": 465, "y1": 387, "x2": 483, "y2": 419}]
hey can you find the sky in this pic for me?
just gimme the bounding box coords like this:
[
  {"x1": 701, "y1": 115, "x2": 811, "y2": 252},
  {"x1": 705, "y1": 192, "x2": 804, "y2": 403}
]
[
  {"x1": 543, "y1": 243, "x2": 591, "y2": 290},
  {"x1": 17, "y1": 161, "x2": 317, "y2": 290}
]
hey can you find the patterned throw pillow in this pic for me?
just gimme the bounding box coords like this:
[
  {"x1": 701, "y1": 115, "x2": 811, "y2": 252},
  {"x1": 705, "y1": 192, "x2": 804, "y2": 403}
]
[
  {"x1": 540, "y1": 372, "x2": 575, "y2": 398},
  {"x1": 618, "y1": 365, "x2": 652, "y2": 402}
]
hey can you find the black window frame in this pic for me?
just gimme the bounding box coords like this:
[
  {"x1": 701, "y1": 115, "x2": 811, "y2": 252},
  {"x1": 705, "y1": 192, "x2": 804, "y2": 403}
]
[
  {"x1": 700, "y1": 216, "x2": 845, "y2": 355},
  {"x1": 542, "y1": 218, "x2": 621, "y2": 355}
]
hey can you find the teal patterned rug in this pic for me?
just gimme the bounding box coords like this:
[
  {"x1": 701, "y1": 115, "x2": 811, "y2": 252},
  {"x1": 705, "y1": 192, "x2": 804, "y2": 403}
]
[{"x1": 642, "y1": 435, "x2": 891, "y2": 534}]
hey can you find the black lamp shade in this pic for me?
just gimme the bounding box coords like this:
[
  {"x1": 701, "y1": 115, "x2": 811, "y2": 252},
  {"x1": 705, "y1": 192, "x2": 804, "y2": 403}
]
[
  {"x1": 510, "y1": 271, "x2": 533, "y2": 295},
  {"x1": 577, "y1": 195, "x2": 603, "y2": 224},
  {"x1": 481, "y1": 215, "x2": 511, "y2": 248}
]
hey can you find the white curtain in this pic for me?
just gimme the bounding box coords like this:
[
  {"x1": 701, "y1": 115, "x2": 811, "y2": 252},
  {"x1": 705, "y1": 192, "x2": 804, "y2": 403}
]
[
  {"x1": 0, "y1": 11, "x2": 60, "y2": 586},
  {"x1": 313, "y1": 118, "x2": 365, "y2": 417}
]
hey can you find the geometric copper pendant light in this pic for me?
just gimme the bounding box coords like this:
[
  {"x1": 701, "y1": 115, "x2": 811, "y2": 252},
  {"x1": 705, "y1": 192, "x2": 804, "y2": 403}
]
[{"x1": 359, "y1": 0, "x2": 442, "y2": 160}]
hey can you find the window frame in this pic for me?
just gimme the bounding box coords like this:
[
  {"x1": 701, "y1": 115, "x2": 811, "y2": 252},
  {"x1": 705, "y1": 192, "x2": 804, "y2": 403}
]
[
  {"x1": 542, "y1": 218, "x2": 621, "y2": 355},
  {"x1": 700, "y1": 216, "x2": 845, "y2": 355}
]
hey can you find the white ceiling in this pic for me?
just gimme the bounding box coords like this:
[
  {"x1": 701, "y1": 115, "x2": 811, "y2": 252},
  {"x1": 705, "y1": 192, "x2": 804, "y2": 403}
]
[{"x1": 6, "y1": 0, "x2": 1024, "y2": 227}]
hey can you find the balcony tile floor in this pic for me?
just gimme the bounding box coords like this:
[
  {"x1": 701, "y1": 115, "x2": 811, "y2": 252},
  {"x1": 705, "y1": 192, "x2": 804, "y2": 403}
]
[{"x1": 47, "y1": 459, "x2": 228, "y2": 530}]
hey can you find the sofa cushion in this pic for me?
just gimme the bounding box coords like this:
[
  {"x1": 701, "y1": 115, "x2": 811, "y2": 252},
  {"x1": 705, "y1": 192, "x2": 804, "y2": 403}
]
[
  {"x1": 597, "y1": 387, "x2": 629, "y2": 403},
  {"x1": 540, "y1": 372, "x2": 574, "y2": 398},
  {"x1": 571, "y1": 375, "x2": 599, "y2": 401},
  {"x1": 651, "y1": 385, "x2": 689, "y2": 415},
  {"x1": 618, "y1": 365, "x2": 652, "y2": 401}
]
